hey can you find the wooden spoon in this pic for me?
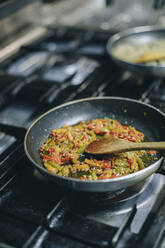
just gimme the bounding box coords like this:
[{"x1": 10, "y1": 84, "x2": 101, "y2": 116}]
[{"x1": 85, "y1": 137, "x2": 165, "y2": 155}]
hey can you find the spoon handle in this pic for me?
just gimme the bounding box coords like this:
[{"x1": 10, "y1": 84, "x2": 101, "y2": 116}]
[
  {"x1": 85, "y1": 138, "x2": 165, "y2": 155},
  {"x1": 127, "y1": 142, "x2": 165, "y2": 151}
]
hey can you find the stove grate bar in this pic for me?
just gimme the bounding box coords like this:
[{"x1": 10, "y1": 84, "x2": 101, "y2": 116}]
[
  {"x1": 112, "y1": 206, "x2": 136, "y2": 246},
  {"x1": 0, "y1": 143, "x2": 24, "y2": 191},
  {"x1": 23, "y1": 226, "x2": 49, "y2": 248},
  {"x1": 0, "y1": 243, "x2": 16, "y2": 248},
  {"x1": 0, "y1": 123, "x2": 27, "y2": 138},
  {"x1": 23, "y1": 225, "x2": 94, "y2": 248},
  {"x1": 46, "y1": 198, "x2": 119, "y2": 247}
]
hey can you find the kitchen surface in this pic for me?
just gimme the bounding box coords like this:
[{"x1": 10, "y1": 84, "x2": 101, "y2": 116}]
[{"x1": 0, "y1": 0, "x2": 165, "y2": 247}]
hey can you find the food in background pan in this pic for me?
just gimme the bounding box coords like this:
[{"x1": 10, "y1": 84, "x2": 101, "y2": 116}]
[
  {"x1": 40, "y1": 118, "x2": 157, "y2": 180},
  {"x1": 113, "y1": 39, "x2": 165, "y2": 65}
]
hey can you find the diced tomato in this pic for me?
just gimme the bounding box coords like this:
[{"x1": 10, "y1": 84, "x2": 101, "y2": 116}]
[
  {"x1": 53, "y1": 155, "x2": 61, "y2": 165},
  {"x1": 48, "y1": 148, "x2": 61, "y2": 164},
  {"x1": 80, "y1": 176, "x2": 85, "y2": 180},
  {"x1": 58, "y1": 133, "x2": 68, "y2": 141},
  {"x1": 98, "y1": 174, "x2": 106, "y2": 179},
  {"x1": 127, "y1": 136, "x2": 136, "y2": 142},
  {"x1": 128, "y1": 130, "x2": 135, "y2": 135},
  {"x1": 48, "y1": 147, "x2": 56, "y2": 154},
  {"x1": 122, "y1": 125, "x2": 128, "y2": 129},
  {"x1": 99, "y1": 173, "x2": 117, "y2": 179},
  {"x1": 51, "y1": 132, "x2": 58, "y2": 140},
  {"x1": 94, "y1": 129, "x2": 106, "y2": 135},
  {"x1": 118, "y1": 133, "x2": 125, "y2": 139},
  {"x1": 111, "y1": 158, "x2": 115, "y2": 167},
  {"x1": 149, "y1": 150, "x2": 157, "y2": 155},
  {"x1": 103, "y1": 161, "x2": 110, "y2": 169},
  {"x1": 73, "y1": 144, "x2": 80, "y2": 149},
  {"x1": 128, "y1": 159, "x2": 133, "y2": 167},
  {"x1": 93, "y1": 128, "x2": 99, "y2": 134},
  {"x1": 87, "y1": 124, "x2": 93, "y2": 130},
  {"x1": 82, "y1": 134, "x2": 88, "y2": 140},
  {"x1": 110, "y1": 130, "x2": 118, "y2": 135},
  {"x1": 40, "y1": 154, "x2": 52, "y2": 160},
  {"x1": 61, "y1": 156, "x2": 71, "y2": 162},
  {"x1": 110, "y1": 174, "x2": 117, "y2": 178}
]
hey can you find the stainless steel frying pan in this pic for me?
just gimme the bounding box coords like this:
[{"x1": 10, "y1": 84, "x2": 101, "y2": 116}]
[
  {"x1": 107, "y1": 26, "x2": 165, "y2": 77},
  {"x1": 24, "y1": 97, "x2": 165, "y2": 193}
]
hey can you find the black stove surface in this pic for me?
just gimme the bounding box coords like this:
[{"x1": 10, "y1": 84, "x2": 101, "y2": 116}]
[{"x1": 0, "y1": 26, "x2": 165, "y2": 248}]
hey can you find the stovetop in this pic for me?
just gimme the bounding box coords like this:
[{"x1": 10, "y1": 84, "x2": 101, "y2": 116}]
[{"x1": 0, "y1": 26, "x2": 165, "y2": 248}]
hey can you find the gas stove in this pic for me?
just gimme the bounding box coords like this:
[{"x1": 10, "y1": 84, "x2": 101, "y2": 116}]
[{"x1": 0, "y1": 26, "x2": 165, "y2": 248}]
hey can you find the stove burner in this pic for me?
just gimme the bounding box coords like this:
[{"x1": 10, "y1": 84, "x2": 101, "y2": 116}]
[
  {"x1": 65, "y1": 177, "x2": 152, "y2": 213},
  {"x1": 88, "y1": 189, "x2": 126, "y2": 202},
  {"x1": 8, "y1": 52, "x2": 49, "y2": 77},
  {"x1": 63, "y1": 174, "x2": 165, "y2": 233},
  {"x1": 41, "y1": 40, "x2": 78, "y2": 52}
]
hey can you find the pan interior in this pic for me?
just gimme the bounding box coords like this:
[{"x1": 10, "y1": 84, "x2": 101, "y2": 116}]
[
  {"x1": 109, "y1": 28, "x2": 165, "y2": 64},
  {"x1": 25, "y1": 98, "x2": 165, "y2": 171}
]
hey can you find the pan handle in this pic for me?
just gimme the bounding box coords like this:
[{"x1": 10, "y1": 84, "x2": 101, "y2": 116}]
[
  {"x1": 153, "y1": 0, "x2": 165, "y2": 9},
  {"x1": 157, "y1": 158, "x2": 165, "y2": 175},
  {"x1": 105, "y1": 0, "x2": 114, "y2": 6}
]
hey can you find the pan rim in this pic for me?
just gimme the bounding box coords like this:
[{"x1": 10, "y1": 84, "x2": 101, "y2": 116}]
[
  {"x1": 24, "y1": 96, "x2": 165, "y2": 184},
  {"x1": 107, "y1": 25, "x2": 165, "y2": 69}
]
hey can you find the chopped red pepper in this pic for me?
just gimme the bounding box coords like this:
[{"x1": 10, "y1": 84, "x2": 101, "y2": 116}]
[
  {"x1": 111, "y1": 158, "x2": 115, "y2": 167},
  {"x1": 110, "y1": 130, "x2": 118, "y2": 135},
  {"x1": 128, "y1": 130, "x2": 135, "y2": 135},
  {"x1": 127, "y1": 136, "x2": 136, "y2": 142},
  {"x1": 122, "y1": 125, "x2": 128, "y2": 129},
  {"x1": 103, "y1": 160, "x2": 111, "y2": 169},
  {"x1": 40, "y1": 154, "x2": 53, "y2": 160},
  {"x1": 128, "y1": 159, "x2": 133, "y2": 168},
  {"x1": 87, "y1": 124, "x2": 93, "y2": 130},
  {"x1": 48, "y1": 147, "x2": 56, "y2": 154},
  {"x1": 149, "y1": 150, "x2": 157, "y2": 155},
  {"x1": 61, "y1": 156, "x2": 71, "y2": 162},
  {"x1": 48, "y1": 148, "x2": 61, "y2": 164},
  {"x1": 94, "y1": 129, "x2": 106, "y2": 135},
  {"x1": 118, "y1": 133, "x2": 125, "y2": 139},
  {"x1": 110, "y1": 174, "x2": 117, "y2": 178},
  {"x1": 98, "y1": 174, "x2": 106, "y2": 179},
  {"x1": 82, "y1": 134, "x2": 88, "y2": 140}
]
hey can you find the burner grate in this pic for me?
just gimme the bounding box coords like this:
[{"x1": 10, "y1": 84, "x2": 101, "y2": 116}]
[{"x1": 47, "y1": 199, "x2": 119, "y2": 247}]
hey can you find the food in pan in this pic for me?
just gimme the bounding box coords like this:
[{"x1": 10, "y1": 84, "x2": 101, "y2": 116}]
[
  {"x1": 136, "y1": 50, "x2": 165, "y2": 63},
  {"x1": 40, "y1": 118, "x2": 157, "y2": 180},
  {"x1": 113, "y1": 39, "x2": 165, "y2": 65}
]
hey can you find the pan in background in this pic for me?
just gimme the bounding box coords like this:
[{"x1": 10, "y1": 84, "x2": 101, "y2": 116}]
[{"x1": 107, "y1": 26, "x2": 165, "y2": 77}]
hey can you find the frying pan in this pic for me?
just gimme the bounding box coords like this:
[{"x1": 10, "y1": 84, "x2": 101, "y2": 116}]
[
  {"x1": 107, "y1": 26, "x2": 165, "y2": 77},
  {"x1": 24, "y1": 97, "x2": 165, "y2": 193}
]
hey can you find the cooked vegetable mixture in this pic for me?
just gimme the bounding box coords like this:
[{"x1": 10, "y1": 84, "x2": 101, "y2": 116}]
[{"x1": 40, "y1": 118, "x2": 157, "y2": 180}]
